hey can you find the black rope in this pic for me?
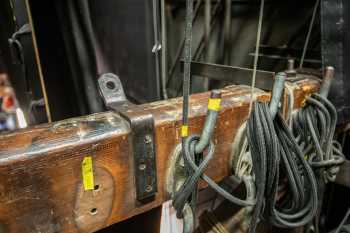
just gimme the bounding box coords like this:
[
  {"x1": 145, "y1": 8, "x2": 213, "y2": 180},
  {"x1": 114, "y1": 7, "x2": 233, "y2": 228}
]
[
  {"x1": 247, "y1": 102, "x2": 319, "y2": 232},
  {"x1": 292, "y1": 93, "x2": 345, "y2": 233},
  {"x1": 172, "y1": 134, "x2": 256, "y2": 233}
]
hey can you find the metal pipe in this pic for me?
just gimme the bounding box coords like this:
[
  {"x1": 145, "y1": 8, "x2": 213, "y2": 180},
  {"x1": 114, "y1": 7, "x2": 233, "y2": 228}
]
[
  {"x1": 152, "y1": 0, "x2": 162, "y2": 100},
  {"x1": 193, "y1": 0, "x2": 223, "y2": 61},
  {"x1": 161, "y1": 0, "x2": 169, "y2": 99},
  {"x1": 182, "y1": 203, "x2": 194, "y2": 233},
  {"x1": 195, "y1": 90, "x2": 221, "y2": 153},
  {"x1": 287, "y1": 59, "x2": 295, "y2": 72},
  {"x1": 205, "y1": 0, "x2": 211, "y2": 59},
  {"x1": 319, "y1": 66, "x2": 334, "y2": 98},
  {"x1": 269, "y1": 72, "x2": 286, "y2": 119},
  {"x1": 203, "y1": 0, "x2": 211, "y2": 90},
  {"x1": 223, "y1": 0, "x2": 232, "y2": 65}
]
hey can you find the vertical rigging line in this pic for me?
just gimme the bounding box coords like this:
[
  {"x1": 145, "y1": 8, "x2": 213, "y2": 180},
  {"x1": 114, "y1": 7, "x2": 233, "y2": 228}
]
[
  {"x1": 182, "y1": 0, "x2": 194, "y2": 128},
  {"x1": 152, "y1": 0, "x2": 162, "y2": 100},
  {"x1": 300, "y1": 0, "x2": 320, "y2": 69},
  {"x1": 24, "y1": 0, "x2": 52, "y2": 122},
  {"x1": 249, "y1": 0, "x2": 265, "y2": 115},
  {"x1": 161, "y1": 0, "x2": 169, "y2": 99},
  {"x1": 203, "y1": 0, "x2": 211, "y2": 91}
]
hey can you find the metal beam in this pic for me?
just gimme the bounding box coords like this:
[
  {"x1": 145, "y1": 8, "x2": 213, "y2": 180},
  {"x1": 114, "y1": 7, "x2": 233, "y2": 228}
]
[{"x1": 181, "y1": 61, "x2": 275, "y2": 90}]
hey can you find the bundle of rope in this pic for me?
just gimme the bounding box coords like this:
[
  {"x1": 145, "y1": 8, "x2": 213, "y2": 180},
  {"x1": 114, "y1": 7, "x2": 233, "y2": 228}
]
[
  {"x1": 293, "y1": 67, "x2": 345, "y2": 184},
  {"x1": 246, "y1": 72, "x2": 319, "y2": 233},
  {"x1": 292, "y1": 67, "x2": 345, "y2": 232}
]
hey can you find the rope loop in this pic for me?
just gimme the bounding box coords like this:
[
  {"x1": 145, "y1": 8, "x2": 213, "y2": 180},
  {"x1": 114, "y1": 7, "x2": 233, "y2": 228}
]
[
  {"x1": 173, "y1": 135, "x2": 255, "y2": 218},
  {"x1": 295, "y1": 93, "x2": 345, "y2": 183}
]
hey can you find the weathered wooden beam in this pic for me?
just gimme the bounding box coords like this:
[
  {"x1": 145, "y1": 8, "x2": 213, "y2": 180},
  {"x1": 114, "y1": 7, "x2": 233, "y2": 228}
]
[{"x1": 0, "y1": 79, "x2": 319, "y2": 233}]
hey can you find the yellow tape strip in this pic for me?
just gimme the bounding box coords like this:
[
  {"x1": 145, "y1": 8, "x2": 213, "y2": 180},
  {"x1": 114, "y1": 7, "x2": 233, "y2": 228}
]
[
  {"x1": 82, "y1": 156, "x2": 94, "y2": 191},
  {"x1": 208, "y1": 98, "x2": 222, "y2": 111},
  {"x1": 181, "y1": 125, "x2": 189, "y2": 137}
]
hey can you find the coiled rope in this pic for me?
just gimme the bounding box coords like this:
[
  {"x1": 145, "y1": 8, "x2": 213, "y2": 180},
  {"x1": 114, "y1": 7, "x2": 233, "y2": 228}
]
[
  {"x1": 293, "y1": 93, "x2": 345, "y2": 184},
  {"x1": 247, "y1": 101, "x2": 319, "y2": 232}
]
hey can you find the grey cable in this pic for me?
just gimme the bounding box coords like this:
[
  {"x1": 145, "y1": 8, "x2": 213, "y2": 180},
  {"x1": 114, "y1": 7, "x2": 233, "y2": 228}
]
[{"x1": 335, "y1": 208, "x2": 350, "y2": 233}]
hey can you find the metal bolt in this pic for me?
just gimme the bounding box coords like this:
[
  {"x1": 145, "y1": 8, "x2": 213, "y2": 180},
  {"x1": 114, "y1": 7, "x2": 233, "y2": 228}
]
[
  {"x1": 90, "y1": 208, "x2": 98, "y2": 215},
  {"x1": 287, "y1": 59, "x2": 295, "y2": 71},
  {"x1": 286, "y1": 59, "x2": 297, "y2": 78},
  {"x1": 210, "y1": 89, "x2": 222, "y2": 99},
  {"x1": 145, "y1": 185, "x2": 153, "y2": 193},
  {"x1": 324, "y1": 66, "x2": 335, "y2": 81},
  {"x1": 139, "y1": 163, "x2": 146, "y2": 170},
  {"x1": 144, "y1": 135, "x2": 152, "y2": 144}
]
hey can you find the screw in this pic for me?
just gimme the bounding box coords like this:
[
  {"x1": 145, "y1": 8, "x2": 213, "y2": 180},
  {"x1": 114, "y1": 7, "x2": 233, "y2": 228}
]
[
  {"x1": 145, "y1": 185, "x2": 153, "y2": 193},
  {"x1": 139, "y1": 163, "x2": 146, "y2": 170},
  {"x1": 90, "y1": 208, "x2": 98, "y2": 215},
  {"x1": 287, "y1": 59, "x2": 295, "y2": 71},
  {"x1": 144, "y1": 135, "x2": 152, "y2": 144}
]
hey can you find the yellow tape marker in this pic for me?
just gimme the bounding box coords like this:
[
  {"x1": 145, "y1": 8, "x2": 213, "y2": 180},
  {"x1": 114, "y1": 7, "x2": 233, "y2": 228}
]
[
  {"x1": 208, "y1": 98, "x2": 222, "y2": 111},
  {"x1": 181, "y1": 125, "x2": 189, "y2": 137},
  {"x1": 82, "y1": 156, "x2": 94, "y2": 191}
]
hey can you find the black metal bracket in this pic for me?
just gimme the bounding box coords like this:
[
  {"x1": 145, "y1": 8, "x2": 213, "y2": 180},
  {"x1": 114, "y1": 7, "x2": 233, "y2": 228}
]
[
  {"x1": 122, "y1": 112, "x2": 158, "y2": 201},
  {"x1": 98, "y1": 73, "x2": 157, "y2": 202}
]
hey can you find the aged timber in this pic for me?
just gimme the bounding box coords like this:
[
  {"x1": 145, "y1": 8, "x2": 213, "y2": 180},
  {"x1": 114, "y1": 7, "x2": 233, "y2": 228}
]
[{"x1": 0, "y1": 79, "x2": 319, "y2": 233}]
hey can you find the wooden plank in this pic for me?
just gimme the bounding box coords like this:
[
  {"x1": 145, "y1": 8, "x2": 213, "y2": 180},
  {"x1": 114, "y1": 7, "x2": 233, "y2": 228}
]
[{"x1": 0, "y1": 79, "x2": 319, "y2": 233}]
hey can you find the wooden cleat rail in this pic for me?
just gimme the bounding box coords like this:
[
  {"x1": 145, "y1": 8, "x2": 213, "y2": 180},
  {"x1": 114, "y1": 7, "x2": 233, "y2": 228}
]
[{"x1": 0, "y1": 79, "x2": 319, "y2": 233}]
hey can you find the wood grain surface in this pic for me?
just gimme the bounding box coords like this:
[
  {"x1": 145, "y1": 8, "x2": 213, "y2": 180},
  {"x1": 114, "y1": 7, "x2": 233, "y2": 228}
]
[{"x1": 0, "y1": 79, "x2": 319, "y2": 233}]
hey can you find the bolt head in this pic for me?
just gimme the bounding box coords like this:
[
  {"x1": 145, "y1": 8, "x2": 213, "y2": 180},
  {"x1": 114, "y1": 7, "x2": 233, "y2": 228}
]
[
  {"x1": 145, "y1": 185, "x2": 153, "y2": 192},
  {"x1": 144, "y1": 135, "x2": 152, "y2": 144},
  {"x1": 139, "y1": 163, "x2": 146, "y2": 170}
]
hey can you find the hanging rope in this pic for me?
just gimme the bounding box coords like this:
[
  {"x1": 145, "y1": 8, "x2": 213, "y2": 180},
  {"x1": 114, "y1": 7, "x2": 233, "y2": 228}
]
[
  {"x1": 245, "y1": 71, "x2": 319, "y2": 232},
  {"x1": 293, "y1": 68, "x2": 345, "y2": 184},
  {"x1": 181, "y1": 0, "x2": 194, "y2": 138},
  {"x1": 249, "y1": 0, "x2": 265, "y2": 114},
  {"x1": 173, "y1": 90, "x2": 255, "y2": 233},
  {"x1": 292, "y1": 67, "x2": 345, "y2": 233},
  {"x1": 233, "y1": 0, "x2": 265, "y2": 188},
  {"x1": 247, "y1": 102, "x2": 319, "y2": 232},
  {"x1": 173, "y1": 1, "x2": 257, "y2": 231},
  {"x1": 232, "y1": 0, "x2": 265, "y2": 202}
]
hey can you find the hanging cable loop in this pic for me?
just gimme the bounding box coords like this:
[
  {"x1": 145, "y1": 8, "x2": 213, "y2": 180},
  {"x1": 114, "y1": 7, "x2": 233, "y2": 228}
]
[
  {"x1": 172, "y1": 90, "x2": 256, "y2": 233},
  {"x1": 293, "y1": 67, "x2": 345, "y2": 184},
  {"x1": 245, "y1": 71, "x2": 321, "y2": 232}
]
